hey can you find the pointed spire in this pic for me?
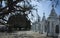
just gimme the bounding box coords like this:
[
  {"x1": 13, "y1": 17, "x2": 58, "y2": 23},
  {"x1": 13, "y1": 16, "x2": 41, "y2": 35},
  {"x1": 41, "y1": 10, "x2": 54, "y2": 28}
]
[
  {"x1": 43, "y1": 12, "x2": 45, "y2": 17},
  {"x1": 42, "y1": 12, "x2": 46, "y2": 21},
  {"x1": 49, "y1": 4, "x2": 57, "y2": 17},
  {"x1": 36, "y1": 12, "x2": 40, "y2": 22},
  {"x1": 37, "y1": 14, "x2": 40, "y2": 22}
]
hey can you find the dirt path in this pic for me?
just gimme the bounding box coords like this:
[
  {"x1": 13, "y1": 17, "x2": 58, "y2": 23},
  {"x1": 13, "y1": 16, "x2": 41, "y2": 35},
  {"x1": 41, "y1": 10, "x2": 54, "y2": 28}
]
[{"x1": 0, "y1": 31, "x2": 53, "y2": 38}]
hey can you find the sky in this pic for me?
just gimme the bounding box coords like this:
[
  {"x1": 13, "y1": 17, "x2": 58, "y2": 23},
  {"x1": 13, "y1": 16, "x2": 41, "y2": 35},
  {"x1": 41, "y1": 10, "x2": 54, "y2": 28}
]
[
  {"x1": 1, "y1": 0, "x2": 60, "y2": 22},
  {"x1": 28, "y1": 0, "x2": 60, "y2": 22}
]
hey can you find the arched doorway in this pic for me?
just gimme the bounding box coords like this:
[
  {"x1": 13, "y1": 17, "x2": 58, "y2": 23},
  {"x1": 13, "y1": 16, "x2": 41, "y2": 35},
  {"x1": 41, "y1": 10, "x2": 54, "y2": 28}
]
[{"x1": 55, "y1": 25, "x2": 59, "y2": 34}]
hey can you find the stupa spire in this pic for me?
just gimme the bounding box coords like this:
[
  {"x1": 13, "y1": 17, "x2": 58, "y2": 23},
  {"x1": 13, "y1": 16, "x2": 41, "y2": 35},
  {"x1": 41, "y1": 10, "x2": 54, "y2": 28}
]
[
  {"x1": 42, "y1": 12, "x2": 46, "y2": 21},
  {"x1": 49, "y1": 4, "x2": 57, "y2": 17},
  {"x1": 48, "y1": 4, "x2": 57, "y2": 19}
]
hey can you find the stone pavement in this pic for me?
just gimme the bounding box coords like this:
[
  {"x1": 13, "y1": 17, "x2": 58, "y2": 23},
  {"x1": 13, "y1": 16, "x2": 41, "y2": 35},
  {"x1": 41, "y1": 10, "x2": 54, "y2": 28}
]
[{"x1": 0, "y1": 31, "x2": 53, "y2": 38}]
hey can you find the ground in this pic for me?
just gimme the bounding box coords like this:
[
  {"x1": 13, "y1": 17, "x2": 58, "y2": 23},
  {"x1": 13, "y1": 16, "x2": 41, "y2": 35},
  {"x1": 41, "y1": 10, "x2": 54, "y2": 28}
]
[{"x1": 0, "y1": 31, "x2": 53, "y2": 38}]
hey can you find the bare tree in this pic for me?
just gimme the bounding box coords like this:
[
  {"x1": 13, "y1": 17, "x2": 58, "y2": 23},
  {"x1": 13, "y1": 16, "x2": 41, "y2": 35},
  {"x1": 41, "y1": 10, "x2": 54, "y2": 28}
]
[
  {"x1": 50, "y1": 0, "x2": 59, "y2": 7},
  {"x1": 0, "y1": 0, "x2": 36, "y2": 31}
]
